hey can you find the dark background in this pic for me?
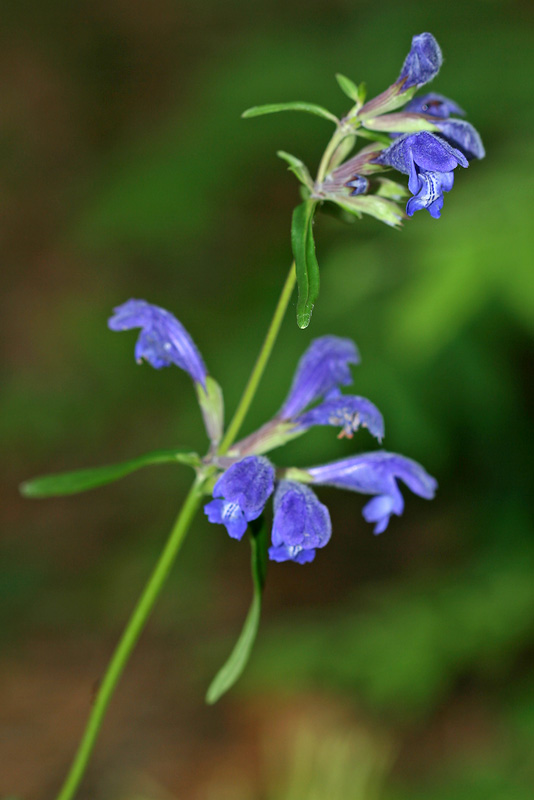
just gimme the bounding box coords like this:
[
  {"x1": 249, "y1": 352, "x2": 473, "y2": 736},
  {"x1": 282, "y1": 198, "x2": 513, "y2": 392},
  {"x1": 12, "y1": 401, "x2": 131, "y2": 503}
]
[{"x1": 2, "y1": 1, "x2": 534, "y2": 798}]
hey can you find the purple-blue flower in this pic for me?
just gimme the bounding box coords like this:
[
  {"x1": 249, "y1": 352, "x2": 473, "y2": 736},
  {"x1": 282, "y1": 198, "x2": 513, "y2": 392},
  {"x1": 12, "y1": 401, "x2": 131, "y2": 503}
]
[
  {"x1": 358, "y1": 33, "x2": 443, "y2": 119},
  {"x1": 404, "y1": 92, "x2": 465, "y2": 119},
  {"x1": 297, "y1": 392, "x2": 384, "y2": 442},
  {"x1": 306, "y1": 451, "x2": 437, "y2": 534},
  {"x1": 204, "y1": 456, "x2": 275, "y2": 540},
  {"x1": 269, "y1": 481, "x2": 331, "y2": 564},
  {"x1": 398, "y1": 33, "x2": 443, "y2": 90},
  {"x1": 280, "y1": 336, "x2": 360, "y2": 419},
  {"x1": 434, "y1": 119, "x2": 486, "y2": 161},
  {"x1": 108, "y1": 299, "x2": 208, "y2": 387},
  {"x1": 373, "y1": 131, "x2": 468, "y2": 218}
]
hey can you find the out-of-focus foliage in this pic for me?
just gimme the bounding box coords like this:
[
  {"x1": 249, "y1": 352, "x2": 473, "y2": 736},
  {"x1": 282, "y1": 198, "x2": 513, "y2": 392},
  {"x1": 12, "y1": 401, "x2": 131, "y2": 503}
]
[{"x1": 2, "y1": 0, "x2": 533, "y2": 798}]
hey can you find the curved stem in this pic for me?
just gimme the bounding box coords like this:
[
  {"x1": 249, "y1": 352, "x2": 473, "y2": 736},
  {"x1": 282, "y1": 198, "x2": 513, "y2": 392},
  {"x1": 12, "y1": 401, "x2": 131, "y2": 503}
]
[
  {"x1": 218, "y1": 262, "x2": 297, "y2": 455},
  {"x1": 54, "y1": 478, "x2": 205, "y2": 800}
]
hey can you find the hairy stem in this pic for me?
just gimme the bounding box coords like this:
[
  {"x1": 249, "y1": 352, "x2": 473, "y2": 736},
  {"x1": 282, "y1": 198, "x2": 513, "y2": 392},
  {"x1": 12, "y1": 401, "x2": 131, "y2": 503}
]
[
  {"x1": 54, "y1": 478, "x2": 205, "y2": 800},
  {"x1": 218, "y1": 262, "x2": 297, "y2": 455}
]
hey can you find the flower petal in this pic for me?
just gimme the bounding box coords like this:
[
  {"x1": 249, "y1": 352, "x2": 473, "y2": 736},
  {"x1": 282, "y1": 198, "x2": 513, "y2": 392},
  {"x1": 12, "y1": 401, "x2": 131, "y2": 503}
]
[
  {"x1": 280, "y1": 336, "x2": 360, "y2": 419},
  {"x1": 109, "y1": 299, "x2": 208, "y2": 386}
]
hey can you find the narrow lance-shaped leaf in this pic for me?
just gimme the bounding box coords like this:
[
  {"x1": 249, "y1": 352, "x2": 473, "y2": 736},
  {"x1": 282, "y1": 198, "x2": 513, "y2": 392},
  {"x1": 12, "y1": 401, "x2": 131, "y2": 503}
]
[
  {"x1": 205, "y1": 517, "x2": 268, "y2": 704},
  {"x1": 335, "y1": 73, "x2": 360, "y2": 102},
  {"x1": 276, "y1": 151, "x2": 313, "y2": 190},
  {"x1": 291, "y1": 200, "x2": 320, "y2": 329},
  {"x1": 242, "y1": 102, "x2": 338, "y2": 124},
  {"x1": 20, "y1": 449, "x2": 200, "y2": 498}
]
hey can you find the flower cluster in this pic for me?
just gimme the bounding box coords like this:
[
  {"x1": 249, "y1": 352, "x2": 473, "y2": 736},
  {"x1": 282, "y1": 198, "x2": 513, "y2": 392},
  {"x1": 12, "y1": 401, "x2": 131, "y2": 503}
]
[
  {"x1": 315, "y1": 32, "x2": 484, "y2": 221},
  {"x1": 110, "y1": 301, "x2": 437, "y2": 564}
]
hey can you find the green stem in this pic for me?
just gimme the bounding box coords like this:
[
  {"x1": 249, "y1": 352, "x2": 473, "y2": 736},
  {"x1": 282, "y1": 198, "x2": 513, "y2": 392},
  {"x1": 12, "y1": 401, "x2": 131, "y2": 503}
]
[
  {"x1": 218, "y1": 262, "x2": 297, "y2": 455},
  {"x1": 54, "y1": 261, "x2": 297, "y2": 800},
  {"x1": 54, "y1": 478, "x2": 205, "y2": 800}
]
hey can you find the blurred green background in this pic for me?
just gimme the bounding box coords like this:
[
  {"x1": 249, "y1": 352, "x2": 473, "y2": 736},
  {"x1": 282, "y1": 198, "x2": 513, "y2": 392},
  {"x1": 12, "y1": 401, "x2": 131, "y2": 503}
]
[{"x1": 2, "y1": 1, "x2": 534, "y2": 798}]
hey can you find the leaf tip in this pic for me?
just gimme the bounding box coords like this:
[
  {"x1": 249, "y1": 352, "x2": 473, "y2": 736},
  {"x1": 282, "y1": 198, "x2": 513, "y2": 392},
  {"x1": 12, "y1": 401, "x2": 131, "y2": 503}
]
[{"x1": 297, "y1": 309, "x2": 313, "y2": 329}]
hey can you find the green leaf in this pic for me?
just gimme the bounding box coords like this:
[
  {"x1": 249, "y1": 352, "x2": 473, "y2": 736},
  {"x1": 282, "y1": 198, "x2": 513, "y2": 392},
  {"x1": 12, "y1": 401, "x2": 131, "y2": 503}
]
[
  {"x1": 20, "y1": 449, "x2": 200, "y2": 498},
  {"x1": 335, "y1": 73, "x2": 359, "y2": 102},
  {"x1": 206, "y1": 519, "x2": 268, "y2": 704},
  {"x1": 242, "y1": 102, "x2": 338, "y2": 123},
  {"x1": 276, "y1": 150, "x2": 313, "y2": 189},
  {"x1": 291, "y1": 200, "x2": 320, "y2": 329},
  {"x1": 196, "y1": 376, "x2": 225, "y2": 445}
]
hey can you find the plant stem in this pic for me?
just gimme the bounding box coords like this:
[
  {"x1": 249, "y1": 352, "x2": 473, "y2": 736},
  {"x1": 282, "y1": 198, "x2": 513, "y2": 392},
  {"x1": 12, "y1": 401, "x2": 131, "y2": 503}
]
[
  {"x1": 54, "y1": 478, "x2": 205, "y2": 800},
  {"x1": 54, "y1": 262, "x2": 297, "y2": 800},
  {"x1": 218, "y1": 262, "x2": 297, "y2": 455}
]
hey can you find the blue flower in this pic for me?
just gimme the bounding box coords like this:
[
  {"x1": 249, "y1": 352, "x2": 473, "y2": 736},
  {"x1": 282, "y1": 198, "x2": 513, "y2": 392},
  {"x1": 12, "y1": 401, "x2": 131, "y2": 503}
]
[
  {"x1": 373, "y1": 131, "x2": 468, "y2": 218},
  {"x1": 297, "y1": 391, "x2": 384, "y2": 442},
  {"x1": 358, "y1": 33, "x2": 443, "y2": 119},
  {"x1": 108, "y1": 299, "x2": 208, "y2": 387},
  {"x1": 204, "y1": 456, "x2": 275, "y2": 540},
  {"x1": 269, "y1": 481, "x2": 331, "y2": 564},
  {"x1": 398, "y1": 33, "x2": 443, "y2": 90},
  {"x1": 404, "y1": 92, "x2": 465, "y2": 119},
  {"x1": 434, "y1": 119, "x2": 486, "y2": 161},
  {"x1": 306, "y1": 451, "x2": 437, "y2": 534},
  {"x1": 280, "y1": 336, "x2": 360, "y2": 419}
]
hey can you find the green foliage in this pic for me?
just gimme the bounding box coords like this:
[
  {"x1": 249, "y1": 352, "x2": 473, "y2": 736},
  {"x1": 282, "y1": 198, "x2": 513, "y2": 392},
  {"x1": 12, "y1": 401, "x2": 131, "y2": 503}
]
[
  {"x1": 276, "y1": 150, "x2": 313, "y2": 190},
  {"x1": 291, "y1": 200, "x2": 320, "y2": 328},
  {"x1": 20, "y1": 449, "x2": 199, "y2": 497},
  {"x1": 242, "y1": 102, "x2": 338, "y2": 123},
  {"x1": 335, "y1": 73, "x2": 360, "y2": 103},
  {"x1": 206, "y1": 519, "x2": 268, "y2": 704}
]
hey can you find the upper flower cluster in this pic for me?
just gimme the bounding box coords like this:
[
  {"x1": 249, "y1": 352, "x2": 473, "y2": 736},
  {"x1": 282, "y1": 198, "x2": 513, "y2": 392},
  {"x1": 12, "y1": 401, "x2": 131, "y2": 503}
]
[{"x1": 315, "y1": 32, "x2": 484, "y2": 221}]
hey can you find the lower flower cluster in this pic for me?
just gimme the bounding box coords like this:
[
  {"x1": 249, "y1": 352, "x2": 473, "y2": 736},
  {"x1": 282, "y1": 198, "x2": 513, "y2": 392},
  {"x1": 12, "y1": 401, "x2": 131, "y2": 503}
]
[
  {"x1": 109, "y1": 300, "x2": 437, "y2": 565},
  {"x1": 203, "y1": 334, "x2": 437, "y2": 563}
]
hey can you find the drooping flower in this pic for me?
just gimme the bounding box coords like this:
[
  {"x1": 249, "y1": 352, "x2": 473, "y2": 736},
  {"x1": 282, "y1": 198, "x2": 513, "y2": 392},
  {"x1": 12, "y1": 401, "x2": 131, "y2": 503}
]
[
  {"x1": 404, "y1": 92, "x2": 465, "y2": 119},
  {"x1": 204, "y1": 456, "x2": 275, "y2": 540},
  {"x1": 108, "y1": 299, "x2": 208, "y2": 387},
  {"x1": 279, "y1": 336, "x2": 360, "y2": 419},
  {"x1": 297, "y1": 392, "x2": 384, "y2": 442},
  {"x1": 306, "y1": 451, "x2": 437, "y2": 534},
  {"x1": 373, "y1": 131, "x2": 468, "y2": 218},
  {"x1": 269, "y1": 481, "x2": 331, "y2": 563}
]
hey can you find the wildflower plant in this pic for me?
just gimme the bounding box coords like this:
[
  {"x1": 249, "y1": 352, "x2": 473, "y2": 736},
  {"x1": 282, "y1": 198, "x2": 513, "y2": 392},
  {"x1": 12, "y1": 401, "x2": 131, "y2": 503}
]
[{"x1": 21, "y1": 33, "x2": 483, "y2": 800}]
